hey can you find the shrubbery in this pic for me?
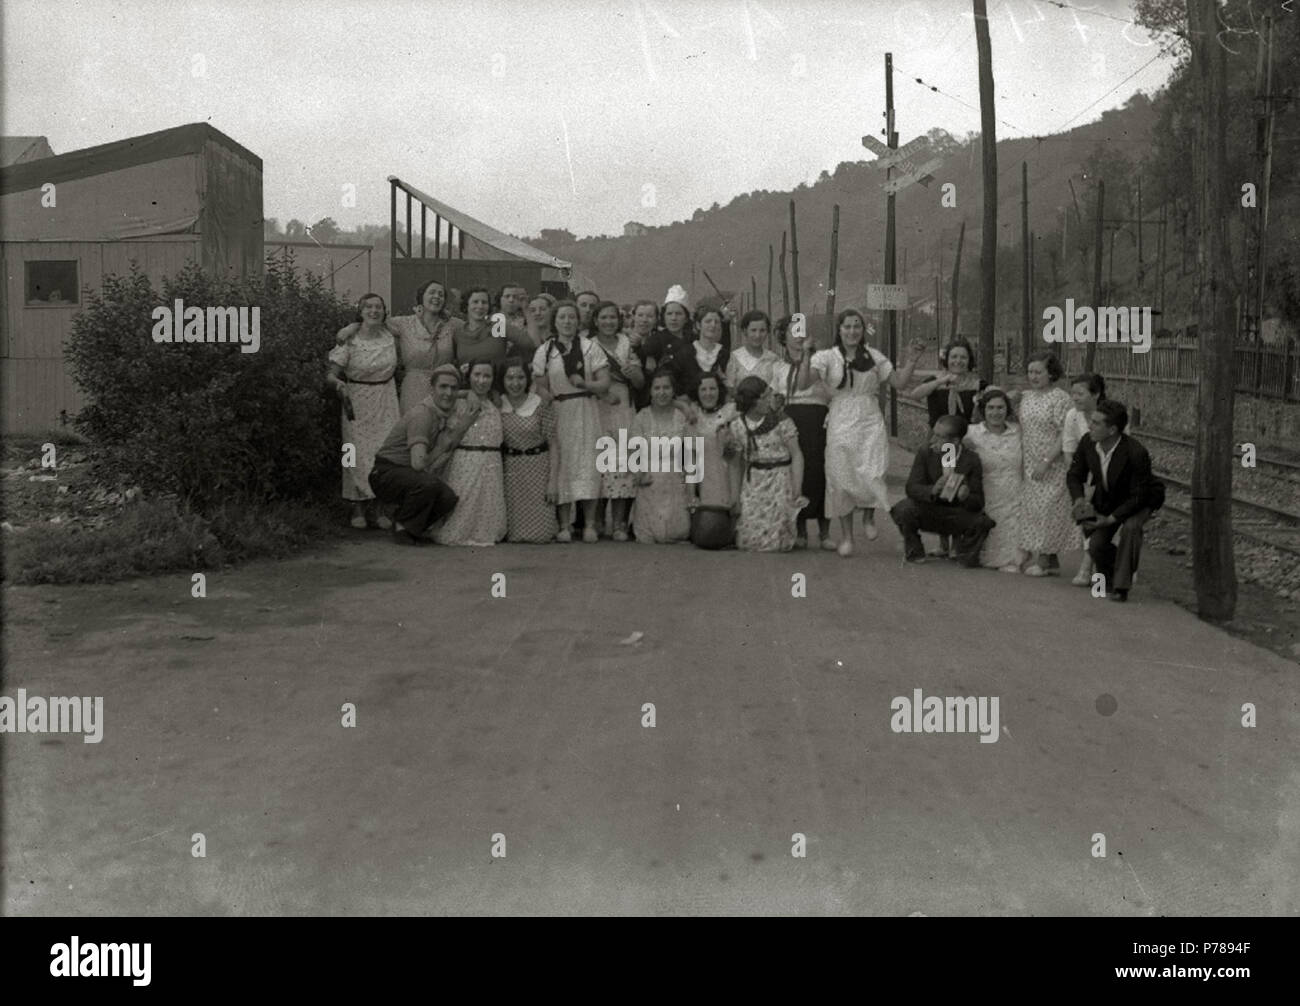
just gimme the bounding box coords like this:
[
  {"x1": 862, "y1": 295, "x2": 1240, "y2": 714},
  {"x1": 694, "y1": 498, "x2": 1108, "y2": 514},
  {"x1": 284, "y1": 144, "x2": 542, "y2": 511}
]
[{"x1": 66, "y1": 254, "x2": 354, "y2": 510}]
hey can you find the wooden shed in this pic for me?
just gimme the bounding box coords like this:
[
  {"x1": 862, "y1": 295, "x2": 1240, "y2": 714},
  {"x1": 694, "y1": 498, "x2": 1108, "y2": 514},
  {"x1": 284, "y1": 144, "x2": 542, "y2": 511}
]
[
  {"x1": 0, "y1": 122, "x2": 262, "y2": 434},
  {"x1": 389, "y1": 176, "x2": 571, "y2": 313}
]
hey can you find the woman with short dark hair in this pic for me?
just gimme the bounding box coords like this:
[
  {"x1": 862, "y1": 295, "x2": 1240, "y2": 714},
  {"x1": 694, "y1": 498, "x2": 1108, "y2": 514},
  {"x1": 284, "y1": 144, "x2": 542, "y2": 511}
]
[
  {"x1": 725, "y1": 310, "x2": 780, "y2": 390},
  {"x1": 1065, "y1": 372, "x2": 1107, "y2": 585},
  {"x1": 726, "y1": 377, "x2": 805, "y2": 552},
  {"x1": 630, "y1": 367, "x2": 692, "y2": 543},
  {"x1": 434, "y1": 358, "x2": 507, "y2": 545},
  {"x1": 500, "y1": 356, "x2": 559, "y2": 543},
  {"x1": 964, "y1": 387, "x2": 1026, "y2": 571},
  {"x1": 772, "y1": 316, "x2": 832, "y2": 549}
]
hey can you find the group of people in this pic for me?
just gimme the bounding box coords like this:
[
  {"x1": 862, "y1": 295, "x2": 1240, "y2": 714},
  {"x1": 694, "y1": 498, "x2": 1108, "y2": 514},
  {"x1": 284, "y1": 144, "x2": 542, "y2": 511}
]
[{"x1": 326, "y1": 280, "x2": 1163, "y2": 599}]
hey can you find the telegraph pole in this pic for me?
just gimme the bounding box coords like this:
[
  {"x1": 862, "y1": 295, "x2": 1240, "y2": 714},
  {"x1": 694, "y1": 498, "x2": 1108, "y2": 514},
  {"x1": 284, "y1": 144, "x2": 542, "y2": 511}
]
[
  {"x1": 1022, "y1": 161, "x2": 1031, "y2": 375},
  {"x1": 1085, "y1": 179, "x2": 1104, "y2": 371},
  {"x1": 885, "y1": 52, "x2": 899, "y2": 434},
  {"x1": 974, "y1": 0, "x2": 997, "y2": 385}
]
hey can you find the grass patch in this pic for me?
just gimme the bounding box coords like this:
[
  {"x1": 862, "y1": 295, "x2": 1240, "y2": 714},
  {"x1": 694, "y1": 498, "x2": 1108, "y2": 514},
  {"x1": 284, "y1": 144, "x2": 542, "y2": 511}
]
[{"x1": 4, "y1": 497, "x2": 343, "y2": 585}]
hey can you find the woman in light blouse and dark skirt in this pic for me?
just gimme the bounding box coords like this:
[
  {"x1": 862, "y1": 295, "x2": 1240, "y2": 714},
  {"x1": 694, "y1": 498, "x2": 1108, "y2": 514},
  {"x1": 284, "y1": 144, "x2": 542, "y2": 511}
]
[
  {"x1": 327, "y1": 293, "x2": 401, "y2": 530},
  {"x1": 771, "y1": 315, "x2": 832, "y2": 549}
]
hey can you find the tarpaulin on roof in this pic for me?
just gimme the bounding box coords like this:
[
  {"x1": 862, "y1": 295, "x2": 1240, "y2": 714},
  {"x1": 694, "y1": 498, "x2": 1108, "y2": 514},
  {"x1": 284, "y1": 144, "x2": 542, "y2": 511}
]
[{"x1": 390, "y1": 176, "x2": 571, "y2": 271}]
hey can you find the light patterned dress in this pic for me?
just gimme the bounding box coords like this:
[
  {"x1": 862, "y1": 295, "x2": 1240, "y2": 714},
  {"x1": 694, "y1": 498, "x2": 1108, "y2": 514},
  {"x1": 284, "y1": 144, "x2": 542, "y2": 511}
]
[
  {"x1": 729, "y1": 414, "x2": 800, "y2": 552},
  {"x1": 329, "y1": 332, "x2": 399, "y2": 502},
  {"x1": 690, "y1": 403, "x2": 738, "y2": 508},
  {"x1": 965, "y1": 421, "x2": 1023, "y2": 568},
  {"x1": 434, "y1": 398, "x2": 507, "y2": 546},
  {"x1": 1015, "y1": 386, "x2": 1077, "y2": 554},
  {"x1": 593, "y1": 333, "x2": 638, "y2": 500},
  {"x1": 630, "y1": 407, "x2": 691, "y2": 543},
  {"x1": 812, "y1": 346, "x2": 893, "y2": 517},
  {"x1": 387, "y1": 313, "x2": 456, "y2": 412},
  {"x1": 725, "y1": 346, "x2": 780, "y2": 392},
  {"x1": 501, "y1": 393, "x2": 559, "y2": 543},
  {"x1": 532, "y1": 336, "x2": 609, "y2": 505}
]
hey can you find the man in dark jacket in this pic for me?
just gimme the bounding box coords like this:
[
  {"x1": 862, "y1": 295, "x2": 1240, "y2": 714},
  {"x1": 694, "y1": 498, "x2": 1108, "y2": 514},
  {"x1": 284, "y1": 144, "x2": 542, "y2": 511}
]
[
  {"x1": 1066, "y1": 398, "x2": 1164, "y2": 602},
  {"x1": 890, "y1": 415, "x2": 996, "y2": 567}
]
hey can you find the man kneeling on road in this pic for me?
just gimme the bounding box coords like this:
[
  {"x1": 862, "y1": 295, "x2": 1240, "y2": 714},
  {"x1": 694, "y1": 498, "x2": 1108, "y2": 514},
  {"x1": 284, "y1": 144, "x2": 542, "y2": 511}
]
[
  {"x1": 890, "y1": 415, "x2": 996, "y2": 567},
  {"x1": 369, "y1": 364, "x2": 480, "y2": 545},
  {"x1": 1066, "y1": 398, "x2": 1164, "y2": 602}
]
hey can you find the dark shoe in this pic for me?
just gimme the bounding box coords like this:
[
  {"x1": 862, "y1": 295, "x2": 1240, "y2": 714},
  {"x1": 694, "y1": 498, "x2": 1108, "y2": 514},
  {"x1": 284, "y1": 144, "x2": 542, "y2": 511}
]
[
  {"x1": 392, "y1": 526, "x2": 424, "y2": 546},
  {"x1": 904, "y1": 553, "x2": 926, "y2": 565},
  {"x1": 1107, "y1": 589, "x2": 1128, "y2": 602}
]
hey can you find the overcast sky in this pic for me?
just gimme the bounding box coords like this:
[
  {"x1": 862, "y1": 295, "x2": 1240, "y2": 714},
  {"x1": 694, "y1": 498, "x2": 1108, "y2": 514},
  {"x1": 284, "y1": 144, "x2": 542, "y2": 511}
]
[{"x1": 3, "y1": 0, "x2": 1177, "y2": 239}]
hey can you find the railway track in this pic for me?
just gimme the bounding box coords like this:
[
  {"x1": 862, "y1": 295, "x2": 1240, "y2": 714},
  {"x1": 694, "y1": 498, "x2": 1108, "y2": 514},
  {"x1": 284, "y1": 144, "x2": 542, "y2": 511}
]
[{"x1": 1135, "y1": 428, "x2": 1300, "y2": 481}]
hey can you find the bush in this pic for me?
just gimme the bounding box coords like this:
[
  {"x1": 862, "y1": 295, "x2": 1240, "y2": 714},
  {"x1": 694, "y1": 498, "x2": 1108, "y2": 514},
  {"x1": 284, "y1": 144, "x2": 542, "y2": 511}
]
[{"x1": 66, "y1": 254, "x2": 355, "y2": 510}]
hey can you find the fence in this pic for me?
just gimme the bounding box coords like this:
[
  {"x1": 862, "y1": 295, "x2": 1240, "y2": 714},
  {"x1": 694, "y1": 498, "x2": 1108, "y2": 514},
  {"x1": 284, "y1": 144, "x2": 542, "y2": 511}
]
[{"x1": 992, "y1": 336, "x2": 1300, "y2": 402}]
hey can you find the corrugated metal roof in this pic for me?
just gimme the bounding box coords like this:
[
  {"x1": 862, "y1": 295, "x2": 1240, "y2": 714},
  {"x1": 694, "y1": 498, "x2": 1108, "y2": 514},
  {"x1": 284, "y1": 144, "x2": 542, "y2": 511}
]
[{"x1": 389, "y1": 176, "x2": 571, "y2": 271}]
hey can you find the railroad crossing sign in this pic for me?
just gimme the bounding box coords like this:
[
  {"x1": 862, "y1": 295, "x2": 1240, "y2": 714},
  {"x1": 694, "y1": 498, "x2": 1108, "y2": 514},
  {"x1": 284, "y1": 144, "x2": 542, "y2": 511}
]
[
  {"x1": 866, "y1": 283, "x2": 910, "y2": 311},
  {"x1": 861, "y1": 134, "x2": 944, "y2": 193}
]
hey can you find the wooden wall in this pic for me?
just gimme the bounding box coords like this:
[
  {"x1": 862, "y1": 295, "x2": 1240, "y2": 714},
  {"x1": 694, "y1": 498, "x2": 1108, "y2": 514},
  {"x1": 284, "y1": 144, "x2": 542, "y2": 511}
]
[{"x1": 1, "y1": 238, "x2": 198, "y2": 434}]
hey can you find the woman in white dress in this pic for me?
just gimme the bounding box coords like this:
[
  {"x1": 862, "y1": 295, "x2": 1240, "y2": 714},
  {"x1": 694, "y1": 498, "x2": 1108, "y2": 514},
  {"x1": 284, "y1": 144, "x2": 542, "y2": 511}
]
[
  {"x1": 531, "y1": 301, "x2": 611, "y2": 541},
  {"x1": 591, "y1": 300, "x2": 643, "y2": 540},
  {"x1": 799, "y1": 309, "x2": 923, "y2": 556},
  {"x1": 963, "y1": 388, "x2": 1026, "y2": 571},
  {"x1": 1014, "y1": 351, "x2": 1078, "y2": 575},
  {"x1": 724, "y1": 311, "x2": 780, "y2": 392},
  {"x1": 434, "y1": 359, "x2": 507, "y2": 546}
]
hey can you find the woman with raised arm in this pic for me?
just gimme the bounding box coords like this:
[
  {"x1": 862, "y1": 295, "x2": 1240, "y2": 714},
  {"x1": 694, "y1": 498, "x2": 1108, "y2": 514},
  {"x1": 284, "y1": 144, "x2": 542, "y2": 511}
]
[
  {"x1": 327, "y1": 293, "x2": 402, "y2": 529},
  {"x1": 800, "y1": 309, "x2": 923, "y2": 556},
  {"x1": 335, "y1": 279, "x2": 460, "y2": 413},
  {"x1": 591, "y1": 300, "x2": 643, "y2": 540},
  {"x1": 531, "y1": 301, "x2": 611, "y2": 541}
]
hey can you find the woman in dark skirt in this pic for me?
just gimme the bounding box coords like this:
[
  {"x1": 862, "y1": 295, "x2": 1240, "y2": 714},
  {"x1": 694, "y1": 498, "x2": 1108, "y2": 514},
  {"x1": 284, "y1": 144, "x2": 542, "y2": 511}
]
[{"x1": 771, "y1": 316, "x2": 832, "y2": 550}]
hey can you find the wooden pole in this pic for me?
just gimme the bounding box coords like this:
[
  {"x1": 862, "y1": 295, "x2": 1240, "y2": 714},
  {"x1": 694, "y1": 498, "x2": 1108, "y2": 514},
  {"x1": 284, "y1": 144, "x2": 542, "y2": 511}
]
[
  {"x1": 950, "y1": 220, "x2": 965, "y2": 341},
  {"x1": 1085, "y1": 179, "x2": 1104, "y2": 371},
  {"x1": 1136, "y1": 176, "x2": 1143, "y2": 287},
  {"x1": 789, "y1": 200, "x2": 802, "y2": 314},
  {"x1": 1255, "y1": 14, "x2": 1275, "y2": 343},
  {"x1": 974, "y1": 0, "x2": 998, "y2": 387},
  {"x1": 884, "y1": 52, "x2": 899, "y2": 434},
  {"x1": 751, "y1": 275, "x2": 757, "y2": 314},
  {"x1": 1030, "y1": 230, "x2": 1036, "y2": 363},
  {"x1": 826, "y1": 204, "x2": 840, "y2": 320},
  {"x1": 779, "y1": 231, "x2": 790, "y2": 316},
  {"x1": 767, "y1": 244, "x2": 774, "y2": 319},
  {"x1": 1189, "y1": 0, "x2": 1238, "y2": 622},
  {"x1": 1022, "y1": 161, "x2": 1031, "y2": 376}
]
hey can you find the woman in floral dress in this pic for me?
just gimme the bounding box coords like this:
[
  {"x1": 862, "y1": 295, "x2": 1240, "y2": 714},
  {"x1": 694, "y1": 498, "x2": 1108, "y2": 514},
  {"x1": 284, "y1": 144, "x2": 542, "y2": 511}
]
[
  {"x1": 726, "y1": 377, "x2": 805, "y2": 553},
  {"x1": 687, "y1": 374, "x2": 738, "y2": 510},
  {"x1": 327, "y1": 293, "x2": 400, "y2": 529},
  {"x1": 500, "y1": 358, "x2": 559, "y2": 544},
  {"x1": 1014, "y1": 351, "x2": 1078, "y2": 575},
  {"x1": 631, "y1": 369, "x2": 692, "y2": 543},
  {"x1": 434, "y1": 359, "x2": 507, "y2": 546},
  {"x1": 591, "y1": 301, "x2": 643, "y2": 540},
  {"x1": 963, "y1": 388, "x2": 1026, "y2": 571}
]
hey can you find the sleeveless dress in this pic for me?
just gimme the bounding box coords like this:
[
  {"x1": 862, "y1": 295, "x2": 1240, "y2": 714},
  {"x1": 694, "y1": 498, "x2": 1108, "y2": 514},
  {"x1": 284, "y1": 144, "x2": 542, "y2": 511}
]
[
  {"x1": 812, "y1": 347, "x2": 893, "y2": 517},
  {"x1": 501, "y1": 393, "x2": 559, "y2": 543},
  {"x1": 630, "y1": 407, "x2": 691, "y2": 543},
  {"x1": 434, "y1": 398, "x2": 507, "y2": 545},
  {"x1": 729, "y1": 414, "x2": 800, "y2": 552},
  {"x1": 1015, "y1": 386, "x2": 1077, "y2": 554},
  {"x1": 329, "y1": 332, "x2": 399, "y2": 502},
  {"x1": 964, "y1": 421, "x2": 1023, "y2": 568}
]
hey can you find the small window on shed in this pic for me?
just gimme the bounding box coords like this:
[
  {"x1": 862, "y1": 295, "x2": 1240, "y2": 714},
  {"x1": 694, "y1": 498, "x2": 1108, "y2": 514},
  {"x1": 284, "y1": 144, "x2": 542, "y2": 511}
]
[{"x1": 25, "y1": 260, "x2": 79, "y2": 305}]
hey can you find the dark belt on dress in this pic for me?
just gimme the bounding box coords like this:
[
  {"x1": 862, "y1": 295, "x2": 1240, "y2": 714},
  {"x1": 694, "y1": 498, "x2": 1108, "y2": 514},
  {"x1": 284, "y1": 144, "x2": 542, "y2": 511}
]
[
  {"x1": 746, "y1": 457, "x2": 791, "y2": 482},
  {"x1": 554, "y1": 391, "x2": 593, "y2": 401},
  {"x1": 503, "y1": 443, "x2": 549, "y2": 456},
  {"x1": 345, "y1": 377, "x2": 393, "y2": 385},
  {"x1": 456, "y1": 444, "x2": 502, "y2": 452}
]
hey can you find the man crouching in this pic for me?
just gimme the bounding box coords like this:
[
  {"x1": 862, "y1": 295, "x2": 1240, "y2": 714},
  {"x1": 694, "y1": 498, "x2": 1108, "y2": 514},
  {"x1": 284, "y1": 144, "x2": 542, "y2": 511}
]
[
  {"x1": 369, "y1": 364, "x2": 479, "y2": 544},
  {"x1": 890, "y1": 415, "x2": 996, "y2": 567}
]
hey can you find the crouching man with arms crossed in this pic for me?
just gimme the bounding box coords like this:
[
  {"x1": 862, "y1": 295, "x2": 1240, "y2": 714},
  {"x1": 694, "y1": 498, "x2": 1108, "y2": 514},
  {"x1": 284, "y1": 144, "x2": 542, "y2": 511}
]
[
  {"x1": 369, "y1": 364, "x2": 480, "y2": 545},
  {"x1": 890, "y1": 414, "x2": 996, "y2": 567}
]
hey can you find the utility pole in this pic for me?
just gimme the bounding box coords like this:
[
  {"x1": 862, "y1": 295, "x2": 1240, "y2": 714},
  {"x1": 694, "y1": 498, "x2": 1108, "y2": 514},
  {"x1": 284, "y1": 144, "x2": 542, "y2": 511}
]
[
  {"x1": 789, "y1": 200, "x2": 802, "y2": 314},
  {"x1": 779, "y1": 231, "x2": 790, "y2": 316},
  {"x1": 1022, "y1": 161, "x2": 1031, "y2": 376},
  {"x1": 1085, "y1": 179, "x2": 1104, "y2": 371},
  {"x1": 1254, "y1": 13, "x2": 1276, "y2": 340},
  {"x1": 950, "y1": 219, "x2": 965, "y2": 341},
  {"x1": 1136, "y1": 176, "x2": 1144, "y2": 287},
  {"x1": 767, "y1": 244, "x2": 774, "y2": 319},
  {"x1": 1189, "y1": 0, "x2": 1237, "y2": 623},
  {"x1": 826, "y1": 204, "x2": 840, "y2": 321},
  {"x1": 974, "y1": 0, "x2": 997, "y2": 386},
  {"x1": 885, "y1": 52, "x2": 899, "y2": 434}
]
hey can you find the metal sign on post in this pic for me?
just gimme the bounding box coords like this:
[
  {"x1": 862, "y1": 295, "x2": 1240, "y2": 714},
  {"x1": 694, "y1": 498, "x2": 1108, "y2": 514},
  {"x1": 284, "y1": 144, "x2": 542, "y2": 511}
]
[
  {"x1": 862, "y1": 133, "x2": 929, "y2": 168},
  {"x1": 883, "y1": 157, "x2": 944, "y2": 194},
  {"x1": 867, "y1": 283, "x2": 909, "y2": 311},
  {"x1": 863, "y1": 135, "x2": 943, "y2": 194}
]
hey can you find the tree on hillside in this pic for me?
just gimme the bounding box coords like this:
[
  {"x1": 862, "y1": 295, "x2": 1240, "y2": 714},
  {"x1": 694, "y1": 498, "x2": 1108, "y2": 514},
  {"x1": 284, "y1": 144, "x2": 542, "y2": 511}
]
[
  {"x1": 264, "y1": 218, "x2": 282, "y2": 239},
  {"x1": 539, "y1": 228, "x2": 576, "y2": 244},
  {"x1": 285, "y1": 219, "x2": 306, "y2": 239},
  {"x1": 925, "y1": 128, "x2": 963, "y2": 158}
]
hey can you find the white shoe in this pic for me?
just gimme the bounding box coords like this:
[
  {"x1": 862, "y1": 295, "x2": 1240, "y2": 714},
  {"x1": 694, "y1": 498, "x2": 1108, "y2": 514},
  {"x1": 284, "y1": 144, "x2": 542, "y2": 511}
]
[
  {"x1": 1023, "y1": 564, "x2": 1048, "y2": 577},
  {"x1": 1071, "y1": 569, "x2": 1092, "y2": 586},
  {"x1": 821, "y1": 538, "x2": 838, "y2": 551},
  {"x1": 864, "y1": 521, "x2": 878, "y2": 541},
  {"x1": 999, "y1": 563, "x2": 1021, "y2": 574},
  {"x1": 837, "y1": 539, "x2": 854, "y2": 557}
]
